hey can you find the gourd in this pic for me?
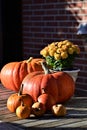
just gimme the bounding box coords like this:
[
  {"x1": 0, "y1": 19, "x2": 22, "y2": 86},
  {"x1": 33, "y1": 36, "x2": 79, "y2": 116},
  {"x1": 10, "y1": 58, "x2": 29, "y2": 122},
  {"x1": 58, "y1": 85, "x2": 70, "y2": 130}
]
[
  {"x1": 22, "y1": 62, "x2": 75, "y2": 110},
  {"x1": 7, "y1": 84, "x2": 33, "y2": 113},
  {"x1": 16, "y1": 101, "x2": 31, "y2": 119},
  {"x1": 52, "y1": 104, "x2": 67, "y2": 117},
  {"x1": 0, "y1": 57, "x2": 44, "y2": 91},
  {"x1": 38, "y1": 88, "x2": 56, "y2": 110},
  {"x1": 32, "y1": 102, "x2": 46, "y2": 117}
]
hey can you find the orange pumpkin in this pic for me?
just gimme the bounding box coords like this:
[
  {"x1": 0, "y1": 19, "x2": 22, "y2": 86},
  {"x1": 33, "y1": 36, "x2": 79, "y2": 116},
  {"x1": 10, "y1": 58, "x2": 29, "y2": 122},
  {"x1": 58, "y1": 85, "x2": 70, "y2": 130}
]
[
  {"x1": 0, "y1": 72, "x2": 1, "y2": 82},
  {"x1": 7, "y1": 84, "x2": 33, "y2": 113},
  {"x1": 52, "y1": 104, "x2": 67, "y2": 117},
  {"x1": 16, "y1": 101, "x2": 31, "y2": 119},
  {"x1": 22, "y1": 62, "x2": 75, "y2": 110},
  {"x1": 0, "y1": 61, "x2": 28, "y2": 91},
  {"x1": 38, "y1": 88, "x2": 56, "y2": 110},
  {"x1": 0, "y1": 57, "x2": 44, "y2": 91},
  {"x1": 31, "y1": 102, "x2": 46, "y2": 117},
  {"x1": 26, "y1": 57, "x2": 45, "y2": 73}
]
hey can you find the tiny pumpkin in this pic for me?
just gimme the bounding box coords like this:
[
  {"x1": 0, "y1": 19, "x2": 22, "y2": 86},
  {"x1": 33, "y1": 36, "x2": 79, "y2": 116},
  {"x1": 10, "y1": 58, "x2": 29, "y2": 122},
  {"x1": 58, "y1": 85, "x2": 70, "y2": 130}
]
[
  {"x1": 32, "y1": 102, "x2": 46, "y2": 117},
  {"x1": 52, "y1": 104, "x2": 67, "y2": 117},
  {"x1": 7, "y1": 84, "x2": 33, "y2": 113},
  {"x1": 16, "y1": 101, "x2": 31, "y2": 119}
]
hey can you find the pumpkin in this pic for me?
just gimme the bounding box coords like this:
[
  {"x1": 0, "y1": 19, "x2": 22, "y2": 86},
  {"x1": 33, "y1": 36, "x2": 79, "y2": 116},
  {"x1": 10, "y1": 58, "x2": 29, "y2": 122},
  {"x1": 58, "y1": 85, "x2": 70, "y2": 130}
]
[
  {"x1": 7, "y1": 84, "x2": 33, "y2": 113},
  {"x1": 0, "y1": 57, "x2": 44, "y2": 92},
  {"x1": 26, "y1": 57, "x2": 45, "y2": 73},
  {"x1": 22, "y1": 62, "x2": 75, "y2": 110},
  {"x1": 0, "y1": 61, "x2": 28, "y2": 91},
  {"x1": 0, "y1": 72, "x2": 1, "y2": 82},
  {"x1": 38, "y1": 88, "x2": 56, "y2": 110},
  {"x1": 16, "y1": 101, "x2": 31, "y2": 119},
  {"x1": 32, "y1": 102, "x2": 46, "y2": 117},
  {"x1": 52, "y1": 104, "x2": 67, "y2": 117}
]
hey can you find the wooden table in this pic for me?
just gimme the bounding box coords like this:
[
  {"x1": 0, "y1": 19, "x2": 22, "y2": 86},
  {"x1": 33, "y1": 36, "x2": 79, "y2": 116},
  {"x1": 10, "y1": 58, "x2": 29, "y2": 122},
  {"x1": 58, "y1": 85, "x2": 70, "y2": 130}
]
[{"x1": 0, "y1": 83, "x2": 87, "y2": 130}]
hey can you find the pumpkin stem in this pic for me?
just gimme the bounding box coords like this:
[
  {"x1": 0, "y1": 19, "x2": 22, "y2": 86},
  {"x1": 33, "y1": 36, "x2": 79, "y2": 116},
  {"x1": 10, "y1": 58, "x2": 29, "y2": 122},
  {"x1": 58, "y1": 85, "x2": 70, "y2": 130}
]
[
  {"x1": 42, "y1": 88, "x2": 46, "y2": 94},
  {"x1": 18, "y1": 84, "x2": 23, "y2": 96},
  {"x1": 26, "y1": 57, "x2": 33, "y2": 63},
  {"x1": 21, "y1": 100, "x2": 25, "y2": 106},
  {"x1": 41, "y1": 62, "x2": 51, "y2": 75}
]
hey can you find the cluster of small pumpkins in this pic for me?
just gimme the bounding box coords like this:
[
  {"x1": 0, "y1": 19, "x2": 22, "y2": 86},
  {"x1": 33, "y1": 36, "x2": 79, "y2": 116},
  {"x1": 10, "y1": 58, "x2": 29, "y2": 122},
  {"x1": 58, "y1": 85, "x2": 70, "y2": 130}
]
[
  {"x1": 7, "y1": 84, "x2": 67, "y2": 119},
  {"x1": 0, "y1": 57, "x2": 75, "y2": 119}
]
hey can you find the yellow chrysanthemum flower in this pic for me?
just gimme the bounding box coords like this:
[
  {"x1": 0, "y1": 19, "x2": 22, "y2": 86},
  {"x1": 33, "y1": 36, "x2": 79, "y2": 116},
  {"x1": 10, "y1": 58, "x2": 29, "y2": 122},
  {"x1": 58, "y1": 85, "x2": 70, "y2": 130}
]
[
  {"x1": 40, "y1": 49, "x2": 48, "y2": 57},
  {"x1": 49, "y1": 49, "x2": 55, "y2": 56},
  {"x1": 68, "y1": 47, "x2": 74, "y2": 54},
  {"x1": 61, "y1": 51, "x2": 68, "y2": 59},
  {"x1": 54, "y1": 53, "x2": 61, "y2": 60},
  {"x1": 74, "y1": 45, "x2": 80, "y2": 54},
  {"x1": 61, "y1": 45, "x2": 68, "y2": 51},
  {"x1": 40, "y1": 40, "x2": 80, "y2": 70},
  {"x1": 58, "y1": 41, "x2": 63, "y2": 48},
  {"x1": 66, "y1": 41, "x2": 72, "y2": 47}
]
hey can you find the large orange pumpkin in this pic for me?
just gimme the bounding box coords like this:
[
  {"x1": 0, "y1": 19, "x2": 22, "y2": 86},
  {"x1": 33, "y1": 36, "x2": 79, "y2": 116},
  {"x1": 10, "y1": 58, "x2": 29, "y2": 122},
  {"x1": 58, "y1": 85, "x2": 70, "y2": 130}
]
[
  {"x1": 26, "y1": 57, "x2": 44, "y2": 73},
  {"x1": 0, "y1": 61, "x2": 28, "y2": 91},
  {"x1": 0, "y1": 57, "x2": 44, "y2": 92},
  {"x1": 22, "y1": 62, "x2": 75, "y2": 110}
]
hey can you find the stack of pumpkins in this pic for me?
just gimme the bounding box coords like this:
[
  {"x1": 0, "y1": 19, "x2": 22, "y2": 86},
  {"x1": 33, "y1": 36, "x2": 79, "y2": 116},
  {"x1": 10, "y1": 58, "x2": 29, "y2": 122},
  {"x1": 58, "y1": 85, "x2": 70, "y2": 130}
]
[{"x1": 0, "y1": 57, "x2": 75, "y2": 119}]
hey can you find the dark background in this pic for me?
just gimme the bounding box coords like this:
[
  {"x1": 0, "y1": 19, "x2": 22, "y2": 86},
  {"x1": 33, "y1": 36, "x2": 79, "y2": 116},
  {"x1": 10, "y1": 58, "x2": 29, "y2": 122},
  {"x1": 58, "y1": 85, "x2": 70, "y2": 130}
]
[{"x1": 0, "y1": 0, "x2": 23, "y2": 69}]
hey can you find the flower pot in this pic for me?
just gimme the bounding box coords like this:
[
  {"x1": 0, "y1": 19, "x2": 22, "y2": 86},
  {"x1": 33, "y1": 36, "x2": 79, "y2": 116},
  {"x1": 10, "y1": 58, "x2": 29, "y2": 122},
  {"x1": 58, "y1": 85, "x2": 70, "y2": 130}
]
[
  {"x1": 63, "y1": 69, "x2": 80, "y2": 82},
  {"x1": 50, "y1": 69, "x2": 80, "y2": 82}
]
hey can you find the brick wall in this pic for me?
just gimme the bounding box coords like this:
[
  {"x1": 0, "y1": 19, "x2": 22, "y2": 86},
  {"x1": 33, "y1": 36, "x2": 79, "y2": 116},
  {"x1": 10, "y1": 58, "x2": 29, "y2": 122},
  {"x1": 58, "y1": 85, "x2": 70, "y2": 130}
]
[{"x1": 22, "y1": 0, "x2": 87, "y2": 90}]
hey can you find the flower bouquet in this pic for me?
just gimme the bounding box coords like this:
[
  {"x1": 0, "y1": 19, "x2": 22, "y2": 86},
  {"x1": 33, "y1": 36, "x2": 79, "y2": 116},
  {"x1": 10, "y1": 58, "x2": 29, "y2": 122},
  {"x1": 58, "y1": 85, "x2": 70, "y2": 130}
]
[{"x1": 40, "y1": 40, "x2": 80, "y2": 71}]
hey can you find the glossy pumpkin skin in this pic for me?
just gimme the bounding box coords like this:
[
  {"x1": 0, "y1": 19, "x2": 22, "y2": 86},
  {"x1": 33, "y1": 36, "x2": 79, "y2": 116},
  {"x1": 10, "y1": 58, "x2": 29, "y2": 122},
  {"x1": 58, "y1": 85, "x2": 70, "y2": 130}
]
[
  {"x1": 38, "y1": 91, "x2": 56, "y2": 110},
  {"x1": 0, "y1": 58, "x2": 44, "y2": 92},
  {"x1": 7, "y1": 92, "x2": 33, "y2": 113},
  {"x1": 26, "y1": 58, "x2": 44, "y2": 73},
  {"x1": 52, "y1": 72, "x2": 75, "y2": 103},
  {"x1": 0, "y1": 61, "x2": 28, "y2": 92},
  {"x1": 16, "y1": 103, "x2": 31, "y2": 119},
  {"x1": 0, "y1": 72, "x2": 1, "y2": 82},
  {"x1": 22, "y1": 71, "x2": 59, "y2": 103},
  {"x1": 22, "y1": 71, "x2": 75, "y2": 108}
]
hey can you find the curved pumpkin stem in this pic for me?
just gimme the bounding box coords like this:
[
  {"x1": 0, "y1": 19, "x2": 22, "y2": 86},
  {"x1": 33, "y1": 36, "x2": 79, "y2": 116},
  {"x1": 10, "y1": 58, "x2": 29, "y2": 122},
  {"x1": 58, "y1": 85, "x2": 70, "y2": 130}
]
[
  {"x1": 26, "y1": 57, "x2": 33, "y2": 63},
  {"x1": 18, "y1": 84, "x2": 24, "y2": 96},
  {"x1": 21, "y1": 100, "x2": 25, "y2": 106},
  {"x1": 40, "y1": 62, "x2": 51, "y2": 75},
  {"x1": 42, "y1": 88, "x2": 46, "y2": 94}
]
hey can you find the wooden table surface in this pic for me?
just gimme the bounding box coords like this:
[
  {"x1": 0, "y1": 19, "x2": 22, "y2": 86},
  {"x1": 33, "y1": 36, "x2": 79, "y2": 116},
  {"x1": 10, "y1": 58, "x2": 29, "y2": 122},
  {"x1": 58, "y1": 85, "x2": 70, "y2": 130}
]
[{"x1": 0, "y1": 83, "x2": 87, "y2": 130}]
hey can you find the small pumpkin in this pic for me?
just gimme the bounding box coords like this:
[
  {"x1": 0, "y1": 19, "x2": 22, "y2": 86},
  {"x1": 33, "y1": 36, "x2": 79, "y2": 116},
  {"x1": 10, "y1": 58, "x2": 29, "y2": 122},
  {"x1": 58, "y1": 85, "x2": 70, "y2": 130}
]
[
  {"x1": 38, "y1": 88, "x2": 56, "y2": 110},
  {"x1": 0, "y1": 57, "x2": 44, "y2": 92},
  {"x1": 16, "y1": 101, "x2": 31, "y2": 119},
  {"x1": 7, "y1": 84, "x2": 33, "y2": 113},
  {"x1": 52, "y1": 104, "x2": 67, "y2": 117},
  {"x1": 22, "y1": 62, "x2": 75, "y2": 107},
  {"x1": 32, "y1": 102, "x2": 46, "y2": 117}
]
